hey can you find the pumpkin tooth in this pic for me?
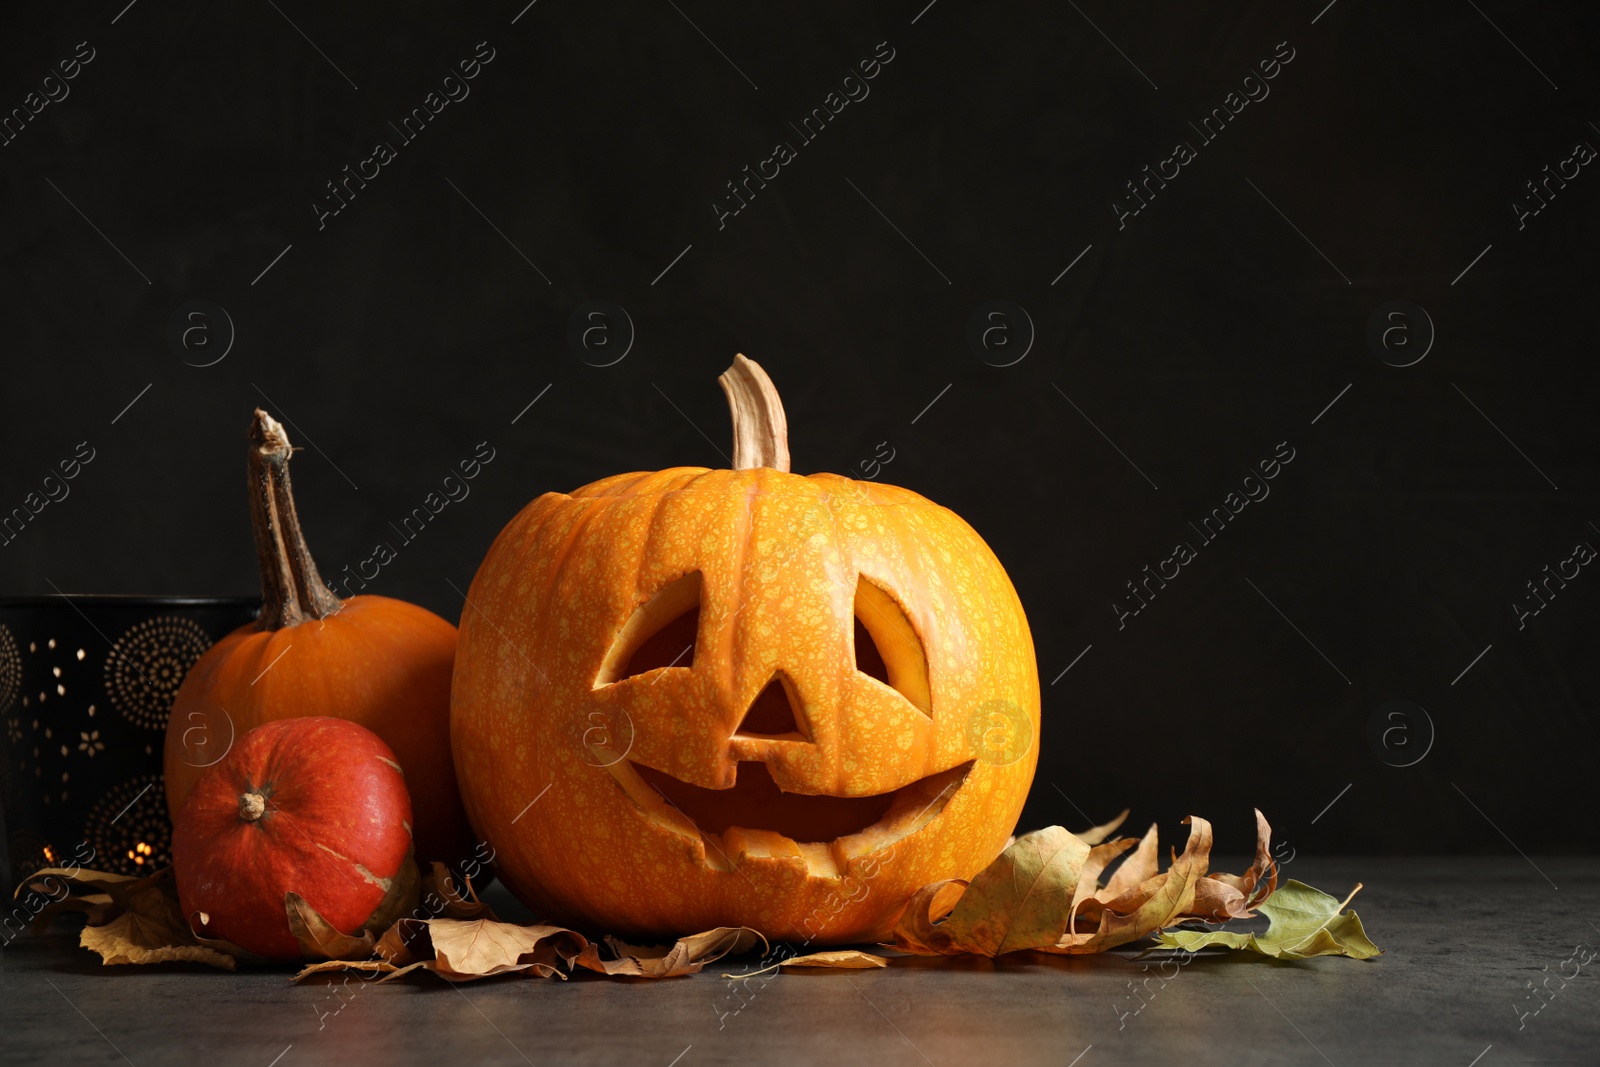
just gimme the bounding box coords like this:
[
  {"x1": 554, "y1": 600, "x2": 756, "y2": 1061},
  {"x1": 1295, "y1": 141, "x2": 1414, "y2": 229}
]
[
  {"x1": 796, "y1": 841, "x2": 840, "y2": 880},
  {"x1": 723, "y1": 826, "x2": 804, "y2": 865}
]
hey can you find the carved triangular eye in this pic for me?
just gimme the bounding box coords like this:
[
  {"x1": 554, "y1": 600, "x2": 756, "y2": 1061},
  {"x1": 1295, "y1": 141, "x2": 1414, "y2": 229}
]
[
  {"x1": 596, "y1": 572, "x2": 700, "y2": 686},
  {"x1": 854, "y1": 576, "x2": 932, "y2": 717},
  {"x1": 734, "y1": 672, "x2": 810, "y2": 741}
]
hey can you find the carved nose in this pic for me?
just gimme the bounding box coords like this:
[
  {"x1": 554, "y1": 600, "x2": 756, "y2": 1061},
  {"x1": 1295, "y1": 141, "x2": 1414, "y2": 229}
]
[{"x1": 733, "y1": 672, "x2": 810, "y2": 741}]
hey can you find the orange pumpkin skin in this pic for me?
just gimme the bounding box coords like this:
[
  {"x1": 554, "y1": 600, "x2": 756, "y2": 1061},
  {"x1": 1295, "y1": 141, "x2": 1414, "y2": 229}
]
[
  {"x1": 172, "y1": 717, "x2": 414, "y2": 961},
  {"x1": 163, "y1": 596, "x2": 469, "y2": 864},
  {"x1": 452, "y1": 466, "x2": 1039, "y2": 944}
]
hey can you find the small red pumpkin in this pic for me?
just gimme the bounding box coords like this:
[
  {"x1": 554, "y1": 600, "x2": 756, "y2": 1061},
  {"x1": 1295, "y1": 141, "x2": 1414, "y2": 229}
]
[{"x1": 172, "y1": 717, "x2": 418, "y2": 961}]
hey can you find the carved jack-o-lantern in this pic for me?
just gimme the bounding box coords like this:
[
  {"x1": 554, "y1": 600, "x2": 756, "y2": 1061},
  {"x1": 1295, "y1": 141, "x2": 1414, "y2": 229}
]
[{"x1": 451, "y1": 356, "x2": 1038, "y2": 943}]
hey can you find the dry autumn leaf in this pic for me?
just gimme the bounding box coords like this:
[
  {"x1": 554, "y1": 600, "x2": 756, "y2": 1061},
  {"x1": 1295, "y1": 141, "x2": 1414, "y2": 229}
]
[
  {"x1": 782, "y1": 950, "x2": 888, "y2": 969},
  {"x1": 1052, "y1": 816, "x2": 1211, "y2": 954},
  {"x1": 1189, "y1": 809, "x2": 1278, "y2": 922},
  {"x1": 17, "y1": 865, "x2": 142, "y2": 899},
  {"x1": 721, "y1": 950, "x2": 889, "y2": 978},
  {"x1": 17, "y1": 865, "x2": 163, "y2": 923},
  {"x1": 1075, "y1": 808, "x2": 1131, "y2": 846},
  {"x1": 295, "y1": 916, "x2": 588, "y2": 982},
  {"x1": 418, "y1": 918, "x2": 587, "y2": 980},
  {"x1": 73, "y1": 869, "x2": 237, "y2": 970},
  {"x1": 282, "y1": 853, "x2": 424, "y2": 961},
  {"x1": 297, "y1": 922, "x2": 765, "y2": 983},
  {"x1": 577, "y1": 927, "x2": 768, "y2": 978},
  {"x1": 422, "y1": 862, "x2": 498, "y2": 922},
  {"x1": 890, "y1": 879, "x2": 963, "y2": 954},
  {"x1": 285, "y1": 892, "x2": 378, "y2": 961},
  {"x1": 16, "y1": 866, "x2": 134, "y2": 934},
  {"x1": 939, "y1": 826, "x2": 1092, "y2": 955},
  {"x1": 1066, "y1": 838, "x2": 1138, "y2": 929},
  {"x1": 1100, "y1": 824, "x2": 1160, "y2": 899}
]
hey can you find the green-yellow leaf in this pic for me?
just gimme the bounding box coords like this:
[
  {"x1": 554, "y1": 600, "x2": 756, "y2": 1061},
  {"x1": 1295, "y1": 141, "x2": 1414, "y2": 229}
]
[{"x1": 1154, "y1": 880, "x2": 1381, "y2": 960}]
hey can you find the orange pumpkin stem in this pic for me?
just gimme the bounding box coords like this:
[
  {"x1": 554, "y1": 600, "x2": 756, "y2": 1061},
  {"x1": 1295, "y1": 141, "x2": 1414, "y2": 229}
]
[
  {"x1": 247, "y1": 409, "x2": 344, "y2": 629},
  {"x1": 718, "y1": 353, "x2": 791, "y2": 472}
]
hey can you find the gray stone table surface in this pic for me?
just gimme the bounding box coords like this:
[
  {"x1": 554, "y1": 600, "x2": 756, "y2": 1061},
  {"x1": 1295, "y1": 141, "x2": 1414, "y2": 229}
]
[{"x1": 3, "y1": 857, "x2": 1597, "y2": 1066}]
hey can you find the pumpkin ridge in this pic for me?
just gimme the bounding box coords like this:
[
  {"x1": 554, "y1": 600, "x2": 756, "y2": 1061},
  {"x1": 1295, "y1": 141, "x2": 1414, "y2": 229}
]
[
  {"x1": 599, "y1": 470, "x2": 662, "y2": 497},
  {"x1": 679, "y1": 466, "x2": 725, "y2": 496},
  {"x1": 564, "y1": 471, "x2": 647, "y2": 499},
  {"x1": 532, "y1": 493, "x2": 645, "y2": 776},
  {"x1": 570, "y1": 467, "x2": 714, "y2": 499},
  {"x1": 636, "y1": 471, "x2": 712, "y2": 605},
  {"x1": 811, "y1": 478, "x2": 862, "y2": 789},
  {"x1": 542, "y1": 497, "x2": 616, "y2": 601},
  {"x1": 712, "y1": 474, "x2": 764, "y2": 730}
]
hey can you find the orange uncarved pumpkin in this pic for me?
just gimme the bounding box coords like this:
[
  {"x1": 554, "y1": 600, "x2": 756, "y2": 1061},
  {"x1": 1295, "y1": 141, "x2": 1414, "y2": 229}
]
[
  {"x1": 452, "y1": 356, "x2": 1039, "y2": 943},
  {"x1": 163, "y1": 411, "x2": 470, "y2": 864}
]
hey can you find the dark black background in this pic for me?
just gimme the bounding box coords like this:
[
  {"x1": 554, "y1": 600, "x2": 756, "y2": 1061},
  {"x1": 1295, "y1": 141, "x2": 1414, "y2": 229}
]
[{"x1": 2, "y1": 1, "x2": 1595, "y2": 855}]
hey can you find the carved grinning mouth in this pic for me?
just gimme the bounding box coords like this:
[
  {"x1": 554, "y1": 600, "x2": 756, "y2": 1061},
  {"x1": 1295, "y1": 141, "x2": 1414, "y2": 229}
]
[{"x1": 602, "y1": 758, "x2": 973, "y2": 879}]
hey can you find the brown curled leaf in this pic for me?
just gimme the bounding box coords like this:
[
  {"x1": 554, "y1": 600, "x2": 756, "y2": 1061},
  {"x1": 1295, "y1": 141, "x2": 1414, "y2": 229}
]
[
  {"x1": 421, "y1": 861, "x2": 498, "y2": 922},
  {"x1": 1100, "y1": 824, "x2": 1160, "y2": 902},
  {"x1": 721, "y1": 949, "x2": 889, "y2": 978},
  {"x1": 1074, "y1": 808, "x2": 1131, "y2": 846},
  {"x1": 577, "y1": 927, "x2": 767, "y2": 978},
  {"x1": 1052, "y1": 816, "x2": 1212, "y2": 954},
  {"x1": 891, "y1": 878, "x2": 967, "y2": 955},
  {"x1": 76, "y1": 868, "x2": 236, "y2": 970},
  {"x1": 781, "y1": 949, "x2": 888, "y2": 970},
  {"x1": 286, "y1": 893, "x2": 376, "y2": 962}
]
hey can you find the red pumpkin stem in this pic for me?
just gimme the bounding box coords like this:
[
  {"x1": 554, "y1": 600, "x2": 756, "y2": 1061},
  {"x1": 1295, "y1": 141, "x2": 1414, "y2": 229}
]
[
  {"x1": 238, "y1": 792, "x2": 267, "y2": 822},
  {"x1": 719, "y1": 353, "x2": 791, "y2": 472},
  {"x1": 247, "y1": 409, "x2": 344, "y2": 629}
]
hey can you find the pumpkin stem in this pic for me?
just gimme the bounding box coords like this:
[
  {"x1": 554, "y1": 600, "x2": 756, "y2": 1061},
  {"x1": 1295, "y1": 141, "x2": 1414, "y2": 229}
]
[
  {"x1": 718, "y1": 354, "x2": 791, "y2": 472},
  {"x1": 238, "y1": 792, "x2": 267, "y2": 822},
  {"x1": 247, "y1": 409, "x2": 344, "y2": 629}
]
